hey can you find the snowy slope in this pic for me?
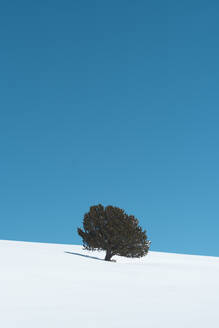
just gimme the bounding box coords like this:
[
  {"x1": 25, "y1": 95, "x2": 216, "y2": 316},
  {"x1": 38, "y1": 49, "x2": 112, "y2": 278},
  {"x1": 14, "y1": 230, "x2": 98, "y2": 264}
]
[{"x1": 0, "y1": 240, "x2": 219, "y2": 328}]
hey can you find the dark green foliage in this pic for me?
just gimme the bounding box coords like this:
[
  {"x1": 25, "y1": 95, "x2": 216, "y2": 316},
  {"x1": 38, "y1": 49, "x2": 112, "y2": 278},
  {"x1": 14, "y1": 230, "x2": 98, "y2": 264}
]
[{"x1": 77, "y1": 204, "x2": 150, "y2": 261}]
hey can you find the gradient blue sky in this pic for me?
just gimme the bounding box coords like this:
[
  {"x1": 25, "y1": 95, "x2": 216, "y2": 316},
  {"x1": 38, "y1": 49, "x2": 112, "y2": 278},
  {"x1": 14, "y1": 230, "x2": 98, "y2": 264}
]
[{"x1": 0, "y1": 1, "x2": 219, "y2": 256}]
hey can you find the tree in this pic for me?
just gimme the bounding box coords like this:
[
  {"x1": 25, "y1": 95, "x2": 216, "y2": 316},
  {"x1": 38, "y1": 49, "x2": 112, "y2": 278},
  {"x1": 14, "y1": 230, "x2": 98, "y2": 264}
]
[{"x1": 77, "y1": 204, "x2": 150, "y2": 261}]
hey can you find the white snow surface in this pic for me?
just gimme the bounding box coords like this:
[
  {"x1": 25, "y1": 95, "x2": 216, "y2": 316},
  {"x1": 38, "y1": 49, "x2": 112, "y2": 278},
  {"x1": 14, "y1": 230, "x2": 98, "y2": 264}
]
[{"x1": 0, "y1": 240, "x2": 219, "y2": 328}]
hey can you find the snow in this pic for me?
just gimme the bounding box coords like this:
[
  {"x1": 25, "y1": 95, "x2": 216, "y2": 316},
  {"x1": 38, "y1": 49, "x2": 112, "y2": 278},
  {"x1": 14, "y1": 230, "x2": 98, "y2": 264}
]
[{"x1": 0, "y1": 240, "x2": 219, "y2": 328}]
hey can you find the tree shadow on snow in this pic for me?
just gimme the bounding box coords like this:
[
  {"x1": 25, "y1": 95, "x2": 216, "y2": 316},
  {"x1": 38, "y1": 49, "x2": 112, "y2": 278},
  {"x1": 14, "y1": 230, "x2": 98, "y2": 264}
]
[{"x1": 64, "y1": 251, "x2": 104, "y2": 261}]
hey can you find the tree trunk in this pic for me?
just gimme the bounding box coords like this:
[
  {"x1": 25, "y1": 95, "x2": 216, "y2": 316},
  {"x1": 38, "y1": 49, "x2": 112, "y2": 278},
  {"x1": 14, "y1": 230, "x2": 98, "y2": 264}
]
[{"x1": 105, "y1": 249, "x2": 112, "y2": 261}]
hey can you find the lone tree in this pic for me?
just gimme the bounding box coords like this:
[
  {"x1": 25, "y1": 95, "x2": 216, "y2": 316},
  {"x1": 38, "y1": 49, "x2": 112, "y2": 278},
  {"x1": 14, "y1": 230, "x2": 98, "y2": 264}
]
[{"x1": 77, "y1": 204, "x2": 150, "y2": 261}]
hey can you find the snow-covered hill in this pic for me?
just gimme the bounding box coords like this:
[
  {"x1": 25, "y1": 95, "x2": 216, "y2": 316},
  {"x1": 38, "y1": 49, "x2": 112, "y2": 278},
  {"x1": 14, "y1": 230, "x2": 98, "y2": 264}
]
[{"x1": 0, "y1": 240, "x2": 219, "y2": 328}]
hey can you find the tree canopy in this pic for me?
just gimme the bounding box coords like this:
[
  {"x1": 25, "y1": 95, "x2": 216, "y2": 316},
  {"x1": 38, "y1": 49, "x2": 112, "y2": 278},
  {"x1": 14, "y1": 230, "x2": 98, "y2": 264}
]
[{"x1": 78, "y1": 204, "x2": 150, "y2": 261}]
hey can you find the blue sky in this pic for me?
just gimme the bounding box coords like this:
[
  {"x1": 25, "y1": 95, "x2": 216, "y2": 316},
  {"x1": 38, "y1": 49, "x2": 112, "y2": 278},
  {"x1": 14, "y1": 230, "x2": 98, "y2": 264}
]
[{"x1": 0, "y1": 1, "x2": 219, "y2": 256}]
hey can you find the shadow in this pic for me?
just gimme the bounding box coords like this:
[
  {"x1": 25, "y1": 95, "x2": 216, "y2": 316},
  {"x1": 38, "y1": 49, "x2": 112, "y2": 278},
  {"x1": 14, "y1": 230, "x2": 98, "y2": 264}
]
[{"x1": 64, "y1": 251, "x2": 104, "y2": 261}]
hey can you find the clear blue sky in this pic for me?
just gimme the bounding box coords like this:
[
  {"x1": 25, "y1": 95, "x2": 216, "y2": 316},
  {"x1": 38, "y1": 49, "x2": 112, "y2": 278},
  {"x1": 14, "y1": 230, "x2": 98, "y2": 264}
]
[{"x1": 0, "y1": 0, "x2": 219, "y2": 256}]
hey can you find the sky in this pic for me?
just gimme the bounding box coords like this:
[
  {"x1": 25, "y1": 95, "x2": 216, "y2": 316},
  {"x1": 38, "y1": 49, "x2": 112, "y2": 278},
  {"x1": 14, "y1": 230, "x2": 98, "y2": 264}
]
[{"x1": 0, "y1": 0, "x2": 219, "y2": 256}]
